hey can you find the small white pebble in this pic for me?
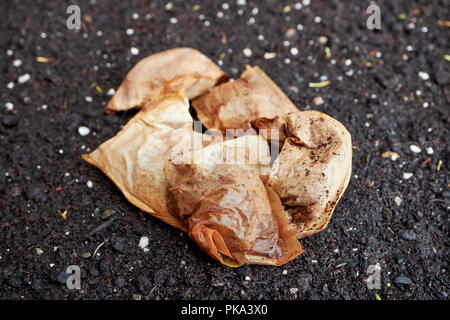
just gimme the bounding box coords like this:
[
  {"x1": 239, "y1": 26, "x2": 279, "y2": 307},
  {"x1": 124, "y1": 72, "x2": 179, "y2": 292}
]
[
  {"x1": 290, "y1": 287, "x2": 299, "y2": 294},
  {"x1": 49, "y1": 263, "x2": 55, "y2": 268},
  {"x1": 7, "y1": 49, "x2": 13, "y2": 56},
  {"x1": 351, "y1": 248, "x2": 358, "y2": 252},
  {"x1": 126, "y1": 28, "x2": 135, "y2": 36},
  {"x1": 41, "y1": 104, "x2": 48, "y2": 110},
  {"x1": 237, "y1": 0, "x2": 246, "y2": 6},
  {"x1": 132, "y1": 12, "x2": 139, "y2": 20},
  {"x1": 290, "y1": 47, "x2": 299, "y2": 56},
  {"x1": 251, "y1": 7, "x2": 259, "y2": 15},
  {"x1": 139, "y1": 236, "x2": 149, "y2": 250},
  {"x1": 394, "y1": 196, "x2": 402, "y2": 206},
  {"x1": 294, "y1": 3, "x2": 302, "y2": 10},
  {"x1": 170, "y1": 17, "x2": 178, "y2": 24},
  {"x1": 418, "y1": 71, "x2": 429, "y2": 80},
  {"x1": 244, "y1": 276, "x2": 251, "y2": 281},
  {"x1": 284, "y1": 58, "x2": 291, "y2": 64},
  {"x1": 257, "y1": 34, "x2": 264, "y2": 41},
  {"x1": 406, "y1": 45, "x2": 414, "y2": 52},
  {"x1": 409, "y1": 145, "x2": 421, "y2": 153},
  {"x1": 7, "y1": 82, "x2": 14, "y2": 89},
  {"x1": 345, "y1": 59, "x2": 352, "y2": 66},
  {"x1": 314, "y1": 16, "x2": 321, "y2": 23},
  {"x1": 282, "y1": 270, "x2": 288, "y2": 275},
  {"x1": 86, "y1": 180, "x2": 93, "y2": 188},
  {"x1": 243, "y1": 48, "x2": 252, "y2": 57},
  {"x1": 78, "y1": 126, "x2": 90, "y2": 136},
  {"x1": 18, "y1": 73, "x2": 31, "y2": 84},
  {"x1": 107, "y1": 88, "x2": 115, "y2": 96},
  {"x1": 204, "y1": 20, "x2": 210, "y2": 27},
  {"x1": 247, "y1": 17, "x2": 255, "y2": 25},
  {"x1": 13, "y1": 59, "x2": 22, "y2": 67},
  {"x1": 222, "y1": 3, "x2": 230, "y2": 10},
  {"x1": 302, "y1": 0, "x2": 310, "y2": 5},
  {"x1": 403, "y1": 172, "x2": 413, "y2": 180},
  {"x1": 415, "y1": 90, "x2": 422, "y2": 96},
  {"x1": 85, "y1": 96, "x2": 93, "y2": 103},
  {"x1": 311, "y1": 259, "x2": 318, "y2": 264},
  {"x1": 426, "y1": 147, "x2": 434, "y2": 155},
  {"x1": 130, "y1": 47, "x2": 140, "y2": 55},
  {"x1": 96, "y1": 30, "x2": 103, "y2": 37},
  {"x1": 296, "y1": 24, "x2": 304, "y2": 31},
  {"x1": 423, "y1": 102, "x2": 429, "y2": 108},
  {"x1": 264, "y1": 52, "x2": 276, "y2": 59},
  {"x1": 375, "y1": 51, "x2": 382, "y2": 58},
  {"x1": 41, "y1": 32, "x2": 47, "y2": 39},
  {"x1": 5, "y1": 102, "x2": 14, "y2": 111},
  {"x1": 58, "y1": 149, "x2": 64, "y2": 154},
  {"x1": 421, "y1": 26, "x2": 428, "y2": 33}
]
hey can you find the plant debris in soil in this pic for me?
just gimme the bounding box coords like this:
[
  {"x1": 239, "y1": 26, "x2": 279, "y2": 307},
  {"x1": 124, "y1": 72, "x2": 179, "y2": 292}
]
[{"x1": 0, "y1": 0, "x2": 448, "y2": 299}]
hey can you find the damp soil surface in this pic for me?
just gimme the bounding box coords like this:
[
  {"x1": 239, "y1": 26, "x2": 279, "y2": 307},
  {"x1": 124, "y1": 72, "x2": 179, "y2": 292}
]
[{"x1": 0, "y1": 0, "x2": 449, "y2": 300}]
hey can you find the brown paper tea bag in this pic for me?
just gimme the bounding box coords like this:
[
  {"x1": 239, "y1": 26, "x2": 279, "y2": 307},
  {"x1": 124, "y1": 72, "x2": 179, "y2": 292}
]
[
  {"x1": 192, "y1": 65, "x2": 298, "y2": 131},
  {"x1": 268, "y1": 111, "x2": 352, "y2": 238},
  {"x1": 165, "y1": 136, "x2": 303, "y2": 266},
  {"x1": 106, "y1": 48, "x2": 228, "y2": 112}
]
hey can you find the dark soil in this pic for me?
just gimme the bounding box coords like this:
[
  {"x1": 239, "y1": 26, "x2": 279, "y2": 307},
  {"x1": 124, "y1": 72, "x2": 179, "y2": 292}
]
[{"x1": 0, "y1": 0, "x2": 448, "y2": 300}]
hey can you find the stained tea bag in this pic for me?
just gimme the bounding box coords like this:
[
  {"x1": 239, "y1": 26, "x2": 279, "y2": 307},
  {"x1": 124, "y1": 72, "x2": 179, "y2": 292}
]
[
  {"x1": 83, "y1": 90, "x2": 212, "y2": 231},
  {"x1": 106, "y1": 48, "x2": 227, "y2": 112},
  {"x1": 192, "y1": 65, "x2": 298, "y2": 131},
  {"x1": 165, "y1": 136, "x2": 303, "y2": 266},
  {"x1": 267, "y1": 111, "x2": 353, "y2": 238}
]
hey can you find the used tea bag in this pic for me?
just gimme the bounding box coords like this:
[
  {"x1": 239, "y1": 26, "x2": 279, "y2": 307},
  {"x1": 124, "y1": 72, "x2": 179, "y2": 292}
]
[
  {"x1": 83, "y1": 90, "x2": 214, "y2": 231},
  {"x1": 165, "y1": 135, "x2": 303, "y2": 266},
  {"x1": 268, "y1": 111, "x2": 352, "y2": 238},
  {"x1": 192, "y1": 65, "x2": 298, "y2": 131},
  {"x1": 106, "y1": 47, "x2": 228, "y2": 112}
]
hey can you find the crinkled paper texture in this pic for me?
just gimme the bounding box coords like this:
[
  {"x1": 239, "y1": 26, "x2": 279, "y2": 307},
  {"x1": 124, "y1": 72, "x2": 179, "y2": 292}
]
[
  {"x1": 165, "y1": 136, "x2": 303, "y2": 266},
  {"x1": 268, "y1": 111, "x2": 353, "y2": 238},
  {"x1": 192, "y1": 65, "x2": 298, "y2": 131},
  {"x1": 106, "y1": 47, "x2": 227, "y2": 112},
  {"x1": 83, "y1": 91, "x2": 217, "y2": 232}
]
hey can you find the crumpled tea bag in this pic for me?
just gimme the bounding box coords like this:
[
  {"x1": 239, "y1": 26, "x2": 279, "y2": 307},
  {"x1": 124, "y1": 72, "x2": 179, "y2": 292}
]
[
  {"x1": 165, "y1": 135, "x2": 303, "y2": 266},
  {"x1": 192, "y1": 65, "x2": 298, "y2": 131},
  {"x1": 83, "y1": 90, "x2": 214, "y2": 231},
  {"x1": 106, "y1": 47, "x2": 228, "y2": 112},
  {"x1": 267, "y1": 111, "x2": 352, "y2": 238}
]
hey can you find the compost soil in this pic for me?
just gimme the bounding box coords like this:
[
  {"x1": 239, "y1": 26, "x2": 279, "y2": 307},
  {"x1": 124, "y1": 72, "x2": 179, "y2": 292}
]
[{"x1": 0, "y1": 0, "x2": 448, "y2": 299}]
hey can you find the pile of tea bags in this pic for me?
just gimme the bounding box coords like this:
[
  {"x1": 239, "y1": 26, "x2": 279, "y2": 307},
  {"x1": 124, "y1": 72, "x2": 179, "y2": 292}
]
[{"x1": 83, "y1": 48, "x2": 352, "y2": 267}]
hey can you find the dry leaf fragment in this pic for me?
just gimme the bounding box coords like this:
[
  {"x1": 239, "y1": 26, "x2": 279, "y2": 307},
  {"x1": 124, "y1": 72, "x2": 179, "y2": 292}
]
[
  {"x1": 83, "y1": 90, "x2": 212, "y2": 231},
  {"x1": 36, "y1": 56, "x2": 55, "y2": 63},
  {"x1": 165, "y1": 136, "x2": 303, "y2": 266},
  {"x1": 106, "y1": 47, "x2": 228, "y2": 112},
  {"x1": 268, "y1": 110, "x2": 352, "y2": 238},
  {"x1": 192, "y1": 65, "x2": 298, "y2": 131}
]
